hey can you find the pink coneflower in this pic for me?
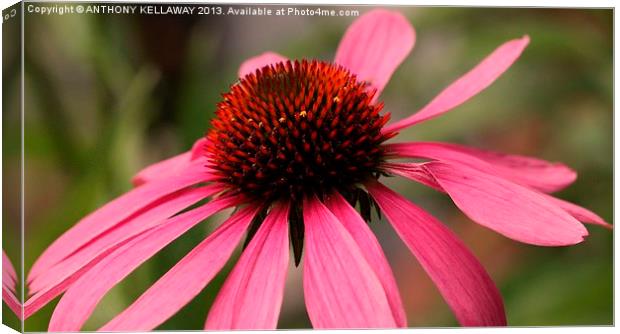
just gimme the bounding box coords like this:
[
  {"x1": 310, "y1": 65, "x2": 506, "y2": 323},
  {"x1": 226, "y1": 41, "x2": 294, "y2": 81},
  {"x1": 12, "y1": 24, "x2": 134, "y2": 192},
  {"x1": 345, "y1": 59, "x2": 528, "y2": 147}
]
[{"x1": 25, "y1": 9, "x2": 609, "y2": 330}]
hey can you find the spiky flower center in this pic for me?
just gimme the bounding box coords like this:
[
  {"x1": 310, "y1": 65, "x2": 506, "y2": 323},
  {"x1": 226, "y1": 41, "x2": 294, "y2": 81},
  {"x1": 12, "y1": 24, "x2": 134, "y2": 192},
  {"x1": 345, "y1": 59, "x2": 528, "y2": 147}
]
[{"x1": 206, "y1": 60, "x2": 394, "y2": 202}]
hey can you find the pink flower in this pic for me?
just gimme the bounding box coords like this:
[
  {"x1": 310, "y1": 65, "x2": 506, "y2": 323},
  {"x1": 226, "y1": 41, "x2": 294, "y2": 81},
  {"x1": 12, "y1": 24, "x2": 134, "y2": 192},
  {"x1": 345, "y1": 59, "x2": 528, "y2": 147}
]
[{"x1": 25, "y1": 9, "x2": 609, "y2": 330}]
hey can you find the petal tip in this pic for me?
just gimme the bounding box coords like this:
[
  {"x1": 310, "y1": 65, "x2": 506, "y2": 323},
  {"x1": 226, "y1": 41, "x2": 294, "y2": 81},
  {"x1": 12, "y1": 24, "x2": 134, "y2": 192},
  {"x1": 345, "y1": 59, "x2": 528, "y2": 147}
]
[
  {"x1": 238, "y1": 52, "x2": 287, "y2": 78},
  {"x1": 520, "y1": 34, "x2": 531, "y2": 45}
]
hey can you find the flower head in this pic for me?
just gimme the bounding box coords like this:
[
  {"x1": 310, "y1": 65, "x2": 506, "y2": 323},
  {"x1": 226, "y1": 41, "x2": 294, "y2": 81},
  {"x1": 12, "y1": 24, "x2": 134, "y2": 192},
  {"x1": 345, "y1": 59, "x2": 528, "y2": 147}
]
[{"x1": 25, "y1": 9, "x2": 610, "y2": 331}]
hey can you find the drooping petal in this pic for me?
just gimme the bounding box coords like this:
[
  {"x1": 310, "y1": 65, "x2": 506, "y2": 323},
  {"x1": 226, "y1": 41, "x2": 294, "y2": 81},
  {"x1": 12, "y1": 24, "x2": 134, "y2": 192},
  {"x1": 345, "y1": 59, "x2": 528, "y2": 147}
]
[
  {"x1": 100, "y1": 206, "x2": 259, "y2": 331},
  {"x1": 302, "y1": 195, "x2": 396, "y2": 328},
  {"x1": 238, "y1": 52, "x2": 287, "y2": 78},
  {"x1": 28, "y1": 161, "x2": 212, "y2": 282},
  {"x1": 385, "y1": 141, "x2": 576, "y2": 193},
  {"x1": 28, "y1": 185, "x2": 222, "y2": 296},
  {"x1": 205, "y1": 201, "x2": 290, "y2": 330},
  {"x1": 387, "y1": 160, "x2": 609, "y2": 230},
  {"x1": 324, "y1": 192, "x2": 406, "y2": 327},
  {"x1": 2, "y1": 251, "x2": 21, "y2": 319},
  {"x1": 2, "y1": 285, "x2": 21, "y2": 319},
  {"x1": 24, "y1": 236, "x2": 137, "y2": 320},
  {"x1": 423, "y1": 161, "x2": 588, "y2": 246},
  {"x1": 47, "y1": 195, "x2": 240, "y2": 331},
  {"x1": 132, "y1": 138, "x2": 209, "y2": 186},
  {"x1": 543, "y1": 195, "x2": 612, "y2": 229},
  {"x1": 384, "y1": 36, "x2": 529, "y2": 133},
  {"x1": 366, "y1": 181, "x2": 506, "y2": 326},
  {"x1": 334, "y1": 9, "x2": 415, "y2": 97},
  {"x1": 2, "y1": 250, "x2": 17, "y2": 293},
  {"x1": 384, "y1": 162, "x2": 444, "y2": 192}
]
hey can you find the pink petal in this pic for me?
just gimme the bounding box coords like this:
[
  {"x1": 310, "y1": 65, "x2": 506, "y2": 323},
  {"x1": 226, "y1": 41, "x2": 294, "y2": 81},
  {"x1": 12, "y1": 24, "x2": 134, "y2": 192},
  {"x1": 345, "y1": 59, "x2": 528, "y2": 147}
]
[
  {"x1": 47, "y1": 195, "x2": 240, "y2": 331},
  {"x1": 387, "y1": 160, "x2": 609, "y2": 230},
  {"x1": 543, "y1": 196, "x2": 612, "y2": 229},
  {"x1": 423, "y1": 161, "x2": 588, "y2": 246},
  {"x1": 366, "y1": 181, "x2": 506, "y2": 326},
  {"x1": 28, "y1": 161, "x2": 211, "y2": 282},
  {"x1": 384, "y1": 162, "x2": 444, "y2": 192},
  {"x1": 324, "y1": 192, "x2": 406, "y2": 327},
  {"x1": 28, "y1": 185, "x2": 222, "y2": 296},
  {"x1": 132, "y1": 138, "x2": 210, "y2": 186},
  {"x1": 24, "y1": 236, "x2": 137, "y2": 320},
  {"x1": 238, "y1": 52, "x2": 287, "y2": 78},
  {"x1": 132, "y1": 152, "x2": 191, "y2": 187},
  {"x1": 2, "y1": 250, "x2": 17, "y2": 293},
  {"x1": 205, "y1": 201, "x2": 290, "y2": 330},
  {"x1": 3, "y1": 285, "x2": 21, "y2": 319},
  {"x1": 334, "y1": 9, "x2": 414, "y2": 98},
  {"x1": 100, "y1": 206, "x2": 259, "y2": 331},
  {"x1": 384, "y1": 36, "x2": 529, "y2": 133},
  {"x1": 302, "y1": 195, "x2": 396, "y2": 328},
  {"x1": 385, "y1": 141, "x2": 576, "y2": 193}
]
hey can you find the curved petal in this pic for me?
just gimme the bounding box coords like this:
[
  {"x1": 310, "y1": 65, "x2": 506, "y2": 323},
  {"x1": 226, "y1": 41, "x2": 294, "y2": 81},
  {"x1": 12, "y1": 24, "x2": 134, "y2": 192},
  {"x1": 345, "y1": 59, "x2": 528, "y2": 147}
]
[
  {"x1": 366, "y1": 181, "x2": 506, "y2": 326},
  {"x1": 2, "y1": 251, "x2": 17, "y2": 293},
  {"x1": 324, "y1": 192, "x2": 406, "y2": 327},
  {"x1": 384, "y1": 162, "x2": 444, "y2": 192},
  {"x1": 28, "y1": 161, "x2": 211, "y2": 282},
  {"x1": 423, "y1": 161, "x2": 588, "y2": 246},
  {"x1": 384, "y1": 36, "x2": 529, "y2": 133},
  {"x1": 543, "y1": 196, "x2": 612, "y2": 229},
  {"x1": 28, "y1": 185, "x2": 222, "y2": 296},
  {"x1": 132, "y1": 138, "x2": 209, "y2": 186},
  {"x1": 47, "y1": 195, "x2": 240, "y2": 331},
  {"x1": 205, "y1": 201, "x2": 290, "y2": 330},
  {"x1": 100, "y1": 206, "x2": 259, "y2": 331},
  {"x1": 385, "y1": 141, "x2": 576, "y2": 193},
  {"x1": 3, "y1": 285, "x2": 22, "y2": 319},
  {"x1": 334, "y1": 9, "x2": 415, "y2": 98},
  {"x1": 238, "y1": 52, "x2": 287, "y2": 78},
  {"x1": 387, "y1": 161, "x2": 609, "y2": 230},
  {"x1": 302, "y1": 195, "x2": 396, "y2": 328}
]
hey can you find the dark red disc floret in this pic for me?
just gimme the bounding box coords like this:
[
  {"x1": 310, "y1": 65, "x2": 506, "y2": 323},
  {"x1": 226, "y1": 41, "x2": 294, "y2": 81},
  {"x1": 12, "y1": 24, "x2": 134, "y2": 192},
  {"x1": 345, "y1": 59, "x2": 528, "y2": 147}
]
[{"x1": 206, "y1": 59, "x2": 395, "y2": 202}]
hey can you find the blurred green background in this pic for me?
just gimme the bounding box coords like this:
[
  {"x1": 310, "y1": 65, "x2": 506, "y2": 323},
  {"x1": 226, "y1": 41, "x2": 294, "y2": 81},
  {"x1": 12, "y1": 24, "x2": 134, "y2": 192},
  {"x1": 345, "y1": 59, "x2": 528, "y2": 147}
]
[{"x1": 2, "y1": 5, "x2": 612, "y2": 331}]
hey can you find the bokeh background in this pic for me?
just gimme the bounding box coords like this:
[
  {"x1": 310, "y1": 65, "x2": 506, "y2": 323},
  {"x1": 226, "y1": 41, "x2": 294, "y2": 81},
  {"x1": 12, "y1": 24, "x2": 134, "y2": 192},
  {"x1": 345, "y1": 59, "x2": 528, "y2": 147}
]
[{"x1": 2, "y1": 4, "x2": 613, "y2": 331}]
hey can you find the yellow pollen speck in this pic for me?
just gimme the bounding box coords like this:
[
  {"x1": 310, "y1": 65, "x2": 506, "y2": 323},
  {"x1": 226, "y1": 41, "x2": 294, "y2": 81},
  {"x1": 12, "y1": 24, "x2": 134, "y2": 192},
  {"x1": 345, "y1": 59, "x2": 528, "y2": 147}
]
[
  {"x1": 258, "y1": 121, "x2": 264, "y2": 127},
  {"x1": 333, "y1": 96, "x2": 340, "y2": 103},
  {"x1": 299, "y1": 110, "x2": 307, "y2": 118},
  {"x1": 230, "y1": 117, "x2": 236, "y2": 122},
  {"x1": 247, "y1": 118, "x2": 254, "y2": 123},
  {"x1": 278, "y1": 117, "x2": 286, "y2": 123}
]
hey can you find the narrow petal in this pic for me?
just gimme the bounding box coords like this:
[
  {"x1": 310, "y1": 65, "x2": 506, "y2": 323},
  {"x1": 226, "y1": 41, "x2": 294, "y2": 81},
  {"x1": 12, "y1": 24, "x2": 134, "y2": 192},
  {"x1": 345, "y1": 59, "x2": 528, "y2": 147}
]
[
  {"x1": 238, "y1": 52, "x2": 287, "y2": 78},
  {"x1": 47, "y1": 195, "x2": 240, "y2": 331},
  {"x1": 3, "y1": 285, "x2": 22, "y2": 319},
  {"x1": 28, "y1": 185, "x2": 222, "y2": 296},
  {"x1": 100, "y1": 206, "x2": 259, "y2": 331},
  {"x1": 2, "y1": 250, "x2": 17, "y2": 293},
  {"x1": 543, "y1": 196, "x2": 612, "y2": 229},
  {"x1": 423, "y1": 161, "x2": 588, "y2": 246},
  {"x1": 387, "y1": 160, "x2": 609, "y2": 230},
  {"x1": 24, "y1": 236, "x2": 136, "y2": 320},
  {"x1": 366, "y1": 181, "x2": 506, "y2": 326},
  {"x1": 133, "y1": 138, "x2": 210, "y2": 186},
  {"x1": 334, "y1": 9, "x2": 415, "y2": 97},
  {"x1": 205, "y1": 201, "x2": 290, "y2": 330},
  {"x1": 132, "y1": 152, "x2": 191, "y2": 187},
  {"x1": 384, "y1": 36, "x2": 529, "y2": 133},
  {"x1": 28, "y1": 161, "x2": 211, "y2": 282},
  {"x1": 324, "y1": 192, "x2": 406, "y2": 327},
  {"x1": 384, "y1": 162, "x2": 444, "y2": 192},
  {"x1": 303, "y1": 195, "x2": 396, "y2": 328},
  {"x1": 385, "y1": 141, "x2": 576, "y2": 193}
]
